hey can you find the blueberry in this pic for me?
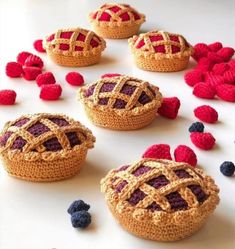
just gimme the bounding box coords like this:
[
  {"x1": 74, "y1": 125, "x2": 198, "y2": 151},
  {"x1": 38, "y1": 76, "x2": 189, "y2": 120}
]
[
  {"x1": 71, "y1": 211, "x2": 91, "y2": 228},
  {"x1": 67, "y1": 200, "x2": 90, "y2": 215},
  {"x1": 189, "y1": 122, "x2": 204, "y2": 133},
  {"x1": 220, "y1": 161, "x2": 235, "y2": 177}
]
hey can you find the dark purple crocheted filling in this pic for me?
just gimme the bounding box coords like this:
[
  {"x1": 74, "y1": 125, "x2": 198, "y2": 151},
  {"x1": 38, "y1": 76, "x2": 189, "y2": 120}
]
[
  {"x1": 147, "y1": 202, "x2": 162, "y2": 212},
  {"x1": 43, "y1": 137, "x2": 62, "y2": 151},
  {"x1": 132, "y1": 165, "x2": 151, "y2": 177},
  {"x1": 128, "y1": 189, "x2": 146, "y2": 206},
  {"x1": 120, "y1": 84, "x2": 136, "y2": 96},
  {"x1": 100, "y1": 83, "x2": 116, "y2": 92},
  {"x1": 174, "y1": 169, "x2": 192, "y2": 179},
  {"x1": 85, "y1": 84, "x2": 96, "y2": 97},
  {"x1": 188, "y1": 185, "x2": 208, "y2": 203},
  {"x1": 49, "y1": 118, "x2": 69, "y2": 127},
  {"x1": 11, "y1": 137, "x2": 26, "y2": 150},
  {"x1": 98, "y1": 98, "x2": 109, "y2": 105},
  {"x1": 0, "y1": 132, "x2": 13, "y2": 146},
  {"x1": 116, "y1": 180, "x2": 128, "y2": 193},
  {"x1": 165, "y1": 192, "x2": 188, "y2": 211},
  {"x1": 147, "y1": 175, "x2": 170, "y2": 189},
  {"x1": 115, "y1": 165, "x2": 129, "y2": 172},
  {"x1": 138, "y1": 91, "x2": 151, "y2": 105},
  {"x1": 13, "y1": 118, "x2": 30, "y2": 127},
  {"x1": 27, "y1": 122, "x2": 50, "y2": 137},
  {"x1": 113, "y1": 99, "x2": 127, "y2": 109},
  {"x1": 66, "y1": 132, "x2": 81, "y2": 147}
]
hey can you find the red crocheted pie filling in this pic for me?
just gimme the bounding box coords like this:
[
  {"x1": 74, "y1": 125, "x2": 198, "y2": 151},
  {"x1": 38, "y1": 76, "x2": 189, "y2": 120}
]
[{"x1": 0, "y1": 118, "x2": 82, "y2": 152}]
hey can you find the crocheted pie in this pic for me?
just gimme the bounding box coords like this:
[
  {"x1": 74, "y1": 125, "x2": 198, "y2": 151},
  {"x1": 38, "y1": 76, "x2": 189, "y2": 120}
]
[
  {"x1": 129, "y1": 30, "x2": 194, "y2": 72},
  {"x1": 101, "y1": 158, "x2": 219, "y2": 241},
  {"x1": 43, "y1": 27, "x2": 106, "y2": 67},
  {"x1": 78, "y1": 75, "x2": 162, "y2": 130},
  {"x1": 0, "y1": 113, "x2": 95, "y2": 182},
  {"x1": 89, "y1": 3, "x2": 145, "y2": 39}
]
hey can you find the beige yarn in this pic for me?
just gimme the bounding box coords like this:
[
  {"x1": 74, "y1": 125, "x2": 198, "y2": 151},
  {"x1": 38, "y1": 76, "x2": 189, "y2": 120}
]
[
  {"x1": 101, "y1": 159, "x2": 220, "y2": 241},
  {"x1": 43, "y1": 27, "x2": 106, "y2": 67},
  {"x1": 0, "y1": 113, "x2": 95, "y2": 182},
  {"x1": 129, "y1": 30, "x2": 194, "y2": 72}
]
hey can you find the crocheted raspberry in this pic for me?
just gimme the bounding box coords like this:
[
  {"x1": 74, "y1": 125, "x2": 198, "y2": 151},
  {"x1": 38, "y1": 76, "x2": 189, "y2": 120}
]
[
  {"x1": 212, "y1": 63, "x2": 230, "y2": 75},
  {"x1": 157, "y1": 97, "x2": 180, "y2": 119},
  {"x1": 196, "y1": 57, "x2": 213, "y2": 72},
  {"x1": 67, "y1": 200, "x2": 90, "y2": 215},
  {"x1": 208, "y1": 42, "x2": 223, "y2": 52},
  {"x1": 194, "y1": 105, "x2": 218, "y2": 123},
  {"x1": 5, "y1": 62, "x2": 23, "y2": 78},
  {"x1": 174, "y1": 145, "x2": 197, "y2": 167},
  {"x1": 217, "y1": 47, "x2": 234, "y2": 62},
  {"x1": 40, "y1": 84, "x2": 62, "y2": 100},
  {"x1": 36, "y1": 72, "x2": 56, "y2": 87},
  {"x1": 193, "y1": 82, "x2": 216, "y2": 99},
  {"x1": 207, "y1": 52, "x2": 223, "y2": 64},
  {"x1": 33, "y1": 39, "x2": 46, "y2": 53},
  {"x1": 192, "y1": 43, "x2": 209, "y2": 61},
  {"x1": 71, "y1": 210, "x2": 91, "y2": 229},
  {"x1": 65, "y1": 72, "x2": 84, "y2": 86},
  {"x1": 223, "y1": 70, "x2": 235, "y2": 84},
  {"x1": 204, "y1": 72, "x2": 225, "y2": 87},
  {"x1": 188, "y1": 122, "x2": 204, "y2": 133},
  {"x1": 229, "y1": 59, "x2": 235, "y2": 70},
  {"x1": 101, "y1": 73, "x2": 122, "y2": 78},
  {"x1": 216, "y1": 84, "x2": 235, "y2": 102},
  {"x1": 142, "y1": 144, "x2": 172, "y2": 160},
  {"x1": 24, "y1": 54, "x2": 44, "y2": 69},
  {"x1": 16, "y1": 51, "x2": 33, "y2": 65},
  {"x1": 184, "y1": 70, "x2": 204, "y2": 87},
  {"x1": 0, "y1": 90, "x2": 17, "y2": 105},
  {"x1": 23, "y1": 67, "x2": 42, "y2": 81},
  {"x1": 190, "y1": 132, "x2": 216, "y2": 150},
  {"x1": 220, "y1": 161, "x2": 235, "y2": 177}
]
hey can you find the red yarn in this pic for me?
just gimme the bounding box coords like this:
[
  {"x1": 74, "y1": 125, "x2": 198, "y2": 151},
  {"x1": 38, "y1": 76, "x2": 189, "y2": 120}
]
[
  {"x1": 212, "y1": 63, "x2": 229, "y2": 75},
  {"x1": 229, "y1": 59, "x2": 235, "y2": 70},
  {"x1": 194, "y1": 105, "x2": 218, "y2": 123},
  {"x1": 184, "y1": 70, "x2": 204, "y2": 87},
  {"x1": 174, "y1": 145, "x2": 197, "y2": 167},
  {"x1": 24, "y1": 54, "x2": 44, "y2": 69},
  {"x1": 40, "y1": 84, "x2": 62, "y2": 100},
  {"x1": 5, "y1": 62, "x2": 23, "y2": 78},
  {"x1": 190, "y1": 132, "x2": 216, "y2": 150},
  {"x1": 192, "y1": 43, "x2": 209, "y2": 61},
  {"x1": 204, "y1": 72, "x2": 225, "y2": 86},
  {"x1": 0, "y1": 90, "x2": 17, "y2": 105},
  {"x1": 208, "y1": 42, "x2": 223, "y2": 52},
  {"x1": 217, "y1": 47, "x2": 235, "y2": 62},
  {"x1": 207, "y1": 52, "x2": 223, "y2": 64},
  {"x1": 33, "y1": 39, "x2": 46, "y2": 53},
  {"x1": 216, "y1": 84, "x2": 235, "y2": 102},
  {"x1": 16, "y1": 51, "x2": 33, "y2": 65},
  {"x1": 196, "y1": 57, "x2": 213, "y2": 72},
  {"x1": 157, "y1": 97, "x2": 180, "y2": 119},
  {"x1": 23, "y1": 67, "x2": 42, "y2": 81},
  {"x1": 142, "y1": 144, "x2": 172, "y2": 160},
  {"x1": 193, "y1": 82, "x2": 216, "y2": 99},
  {"x1": 36, "y1": 72, "x2": 55, "y2": 87},
  {"x1": 223, "y1": 70, "x2": 235, "y2": 84},
  {"x1": 101, "y1": 73, "x2": 122, "y2": 78},
  {"x1": 65, "y1": 72, "x2": 84, "y2": 86}
]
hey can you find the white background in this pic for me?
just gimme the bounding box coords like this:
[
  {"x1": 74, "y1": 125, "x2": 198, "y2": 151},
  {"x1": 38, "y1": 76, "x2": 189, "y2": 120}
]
[{"x1": 0, "y1": 0, "x2": 235, "y2": 248}]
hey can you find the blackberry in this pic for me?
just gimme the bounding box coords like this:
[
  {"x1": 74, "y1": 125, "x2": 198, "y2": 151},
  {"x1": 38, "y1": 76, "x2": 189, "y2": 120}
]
[
  {"x1": 220, "y1": 161, "x2": 235, "y2": 177},
  {"x1": 71, "y1": 211, "x2": 91, "y2": 228},
  {"x1": 67, "y1": 200, "x2": 90, "y2": 215},
  {"x1": 188, "y1": 122, "x2": 204, "y2": 133}
]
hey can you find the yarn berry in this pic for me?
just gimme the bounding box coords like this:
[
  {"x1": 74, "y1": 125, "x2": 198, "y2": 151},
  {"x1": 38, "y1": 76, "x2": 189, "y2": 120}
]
[
  {"x1": 65, "y1": 72, "x2": 84, "y2": 86},
  {"x1": 193, "y1": 82, "x2": 216, "y2": 99},
  {"x1": 208, "y1": 42, "x2": 223, "y2": 52},
  {"x1": 40, "y1": 84, "x2": 62, "y2": 100},
  {"x1": 142, "y1": 144, "x2": 172, "y2": 160},
  {"x1": 220, "y1": 161, "x2": 235, "y2": 177},
  {"x1": 23, "y1": 67, "x2": 42, "y2": 81},
  {"x1": 24, "y1": 54, "x2": 44, "y2": 69},
  {"x1": 157, "y1": 97, "x2": 180, "y2": 119},
  {"x1": 212, "y1": 63, "x2": 229, "y2": 75},
  {"x1": 188, "y1": 122, "x2": 204, "y2": 133},
  {"x1": 67, "y1": 200, "x2": 90, "y2": 215},
  {"x1": 223, "y1": 70, "x2": 235, "y2": 84},
  {"x1": 216, "y1": 84, "x2": 235, "y2": 102},
  {"x1": 204, "y1": 72, "x2": 225, "y2": 87},
  {"x1": 36, "y1": 72, "x2": 55, "y2": 87},
  {"x1": 71, "y1": 210, "x2": 91, "y2": 229},
  {"x1": 184, "y1": 70, "x2": 203, "y2": 87},
  {"x1": 16, "y1": 51, "x2": 33, "y2": 65},
  {"x1": 101, "y1": 73, "x2": 122, "y2": 78},
  {"x1": 207, "y1": 52, "x2": 223, "y2": 64},
  {"x1": 229, "y1": 59, "x2": 235, "y2": 70},
  {"x1": 33, "y1": 39, "x2": 46, "y2": 53},
  {"x1": 217, "y1": 47, "x2": 234, "y2": 62},
  {"x1": 196, "y1": 57, "x2": 213, "y2": 72},
  {"x1": 0, "y1": 90, "x2": 17, "y2": 105},
  {"x1": 194, "y1": 105, "x2": 218, "y2": 123},
  {"x1": 190, "y1": 132, "x2": 216, "y2": 150},
  {"x1": 174, "y1": 145, "x2": 197, "y2": 167},
  {"x1": 192, "y1": 43, "x2": 209, "y2": 61},
  {"x1": 5, "y1": 62, "x2": 23, "y2": 78}
]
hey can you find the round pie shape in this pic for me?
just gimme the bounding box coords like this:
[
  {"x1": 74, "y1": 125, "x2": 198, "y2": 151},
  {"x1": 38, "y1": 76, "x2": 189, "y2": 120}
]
[
  {"x1": 89, "y1": 3, "x2": 145, "y2": 39},
  {"x1": 129, "y1": 30, "x2": 194, "y2": 72},
  {"x1": 78, "y1": 75, "x2": 162, "y2": 130},
  {"x1": 101, "y1": 158, "x2": 219, "y2": 241},
  {"x1": 43, "y1": 27, "x2": 106, "y2": 67},
  {"x1": 0, "y1": 113, "x2": 95, "y2": 182}
]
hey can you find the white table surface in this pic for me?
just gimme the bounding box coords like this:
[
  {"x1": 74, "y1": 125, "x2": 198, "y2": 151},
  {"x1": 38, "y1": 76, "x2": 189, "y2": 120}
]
[{"x1": 0, "y1": 1, "x2": 235, "y2": 248}]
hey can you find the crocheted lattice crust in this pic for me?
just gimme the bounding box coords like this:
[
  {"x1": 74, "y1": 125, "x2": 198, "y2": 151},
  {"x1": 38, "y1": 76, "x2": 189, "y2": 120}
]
[
  {"x1": 0, "y1": 113, "x2": 95, "y2": 161},
  {"x1": 101, "y1": 159, "x2": 219, "y2": 226},
  {"x1": 89, "y1": 3, "x2": 145, "y2": 27},
  {"x1": 44, "y1": 27, "x2": 106, "y2": 57},
  {"x1": 129, "y1": 30, "x2": 194, "y2": 59},
  {"x1": 78, "y1": 75, "x2": 162, "y2": 116}
]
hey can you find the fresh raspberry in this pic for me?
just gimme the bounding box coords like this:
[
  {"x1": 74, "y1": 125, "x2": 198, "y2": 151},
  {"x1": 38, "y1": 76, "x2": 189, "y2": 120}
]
[
  {"x1": 23, "y1": 67, "x2": 42, "y2": 81},
  {"x1": 16, "y1": 51, "x2": 33, "y2": 65},
  {"x1": 212, "y1": 63, "x2": 230, "y2": 75},
  {"x1": 33, "y1": 39, "x2": 46, "y2": 53},
  {"x1": 193, "y1": 82, "x2": 216, "y2": 99},
  {"x1": 194, "y1": 105, "x2": 218, "y2": 123},
  {"x1": 0, "y1": 90, "x2": 17, "y2": 105},
  {"x1": 208, "y1": 42, "x2": 223, "y2": 52},
  {"x1": 207, "y1": 52, "x2": 223, "y2": 64},
  {"x1": 101, "y1": 73, "x2": 122, "y2": 78},
  {"x1": 204, "y1": 72, "x2": 225, "y2": 87},
  {"x1": 184, "y1": 70, "x2": 204, "y2": 87},
  {"x1": 190, "y1": 132, "x2": 216, "y2": 150},
  {"x1": 192, "y1": 43, "x2": 209, "y2": 61},
  {"x1": 223, "y1": 70, "x2": 235, "y2": 84},
  {"x1": 36, "y1": 72, "x2": 55, "y2": 87},
  {"x1": 216, "y1": 84, "x2": 235, "y2": 102},
  {"x1": 174, "y1": 145, "x2": 197, "y2": 167},
  {"x1": 142, "y1": 144, "x2": 172, "y2": 160},
  {"x1": 217, "y1": 47, "x2": 235, "y2": 62},
  {"x1": 5, "y1": 62, "x2": 23, "y2": 78},
  {"x1": 196, "y1": 57, "x2": 213, "y2": 72},
  {"x1": 65, "y1": 72, "x2": 84, "y2": 86},
  {"x1": 40, "y1": 84, "x2": 62, "y2": 100},
  {"x1": 24, "y1": 54, "x2": 44, "y2": 69},
  {"x1": 157, "y1": 97, "x2": 180, "y2": 119}
]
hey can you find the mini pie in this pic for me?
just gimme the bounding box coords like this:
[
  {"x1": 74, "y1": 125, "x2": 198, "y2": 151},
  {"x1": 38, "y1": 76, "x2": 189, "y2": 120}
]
[
  {"x1": 78, "y1": 75, "x2": 162, "y2": 130},
  {"x1": 0, "y1": 113, "x2": 95, "y2": 182},
  {"x1": 101, "y1": 158, "x2": 219, "y2": 241},
  {"x1": 43, "y1": 27, "x2": 106, "y2": 67},
  {"x1": 89, "y1": 3, "x2": 145, "y2": 39},
  {"x1": 129, "y1": 30, "x2": 194, "y2": 72}
]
